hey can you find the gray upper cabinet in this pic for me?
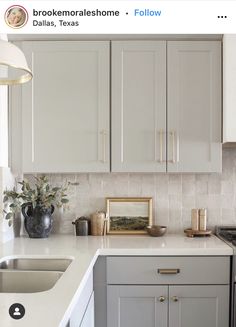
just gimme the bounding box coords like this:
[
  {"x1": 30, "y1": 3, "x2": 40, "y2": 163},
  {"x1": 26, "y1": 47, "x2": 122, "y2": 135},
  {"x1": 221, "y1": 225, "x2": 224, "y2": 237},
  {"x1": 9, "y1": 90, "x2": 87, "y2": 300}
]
[
  {"x1": 14, "y1": 39, "x2": 221, "y2": 173},
  {"x1": 112, "y1": 40, "x2": 222, "y2": 173},
  {"x1": 167, "y1": 41, "x2": 222, "y2": 172},
  {"x1": 111, "y1": 41, "x2": 167, "y2": 172},
  {"x1": 21, "y1": 41, "x2": 110, "y2": 173}
]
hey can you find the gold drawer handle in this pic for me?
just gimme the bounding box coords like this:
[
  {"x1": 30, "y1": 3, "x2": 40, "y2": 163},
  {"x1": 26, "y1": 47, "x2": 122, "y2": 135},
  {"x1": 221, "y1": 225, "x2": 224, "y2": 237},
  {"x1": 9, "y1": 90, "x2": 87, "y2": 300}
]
[
  {"x1": 172, "y1": 296, "x2": 179, "y2": 302},
  {"x1": 158, "y1": 296, "x2": 166, "y2": 303},
  {"x1": 157, "y1": 268, "x2": 180, "y2": 275}
]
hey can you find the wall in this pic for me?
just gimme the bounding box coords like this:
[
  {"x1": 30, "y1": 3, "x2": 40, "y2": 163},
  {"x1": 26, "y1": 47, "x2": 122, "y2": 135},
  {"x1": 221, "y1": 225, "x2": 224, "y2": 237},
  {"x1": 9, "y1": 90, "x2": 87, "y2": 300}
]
[
  {"x1": 23, "y1": 148, "x2": 236, "y2": 235},
  {"x1": 0, "y1": 61, "x2": 17, "y2": 242},
  {"x1": 0, "y1": 168, "x2": 16, "y2": 242}
]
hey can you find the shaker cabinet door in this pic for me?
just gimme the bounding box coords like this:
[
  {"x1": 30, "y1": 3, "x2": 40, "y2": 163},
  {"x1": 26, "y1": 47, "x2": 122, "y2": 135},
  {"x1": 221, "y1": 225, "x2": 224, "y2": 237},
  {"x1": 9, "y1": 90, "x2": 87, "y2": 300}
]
[
  {"x1": 169, "y1": 285, "x2": 229, "y2": 327},
  {"x1": 21, "y1": 41, "x2": 110, "y2": 173},
  {"x1": 107, "y1": 285, "x2": 168, "y2": 327},
  {"x1": 111, "y1": 41, "x2": 166, "y2": 172},
  {"x1": 167, "y1": 41, "x2": 222, "y2": 172}
]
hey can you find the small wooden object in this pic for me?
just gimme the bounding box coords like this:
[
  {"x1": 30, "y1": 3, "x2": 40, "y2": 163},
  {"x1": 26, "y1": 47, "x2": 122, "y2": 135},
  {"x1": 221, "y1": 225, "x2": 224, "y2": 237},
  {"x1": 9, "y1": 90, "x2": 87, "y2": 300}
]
[
  {"x1": 184, "y1": 228, "x2": 212, "y2": 238},
  {"x1": 91, "y1": 211, "x2": 105, "y2": 236}
]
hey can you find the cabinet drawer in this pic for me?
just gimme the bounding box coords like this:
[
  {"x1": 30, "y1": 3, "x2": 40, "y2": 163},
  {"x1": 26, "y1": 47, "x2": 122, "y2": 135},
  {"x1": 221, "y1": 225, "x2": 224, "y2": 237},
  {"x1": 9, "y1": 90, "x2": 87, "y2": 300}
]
[{"x1": 107, "y1": 256, "x2": 230, "y2": 285}]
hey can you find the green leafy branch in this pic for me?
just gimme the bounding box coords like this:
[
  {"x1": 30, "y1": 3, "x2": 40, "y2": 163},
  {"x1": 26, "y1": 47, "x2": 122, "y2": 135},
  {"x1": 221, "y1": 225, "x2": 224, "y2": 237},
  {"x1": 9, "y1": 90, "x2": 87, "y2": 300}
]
[{"x1": 3, "y1": 175, "x2": 70, "y2": 226}]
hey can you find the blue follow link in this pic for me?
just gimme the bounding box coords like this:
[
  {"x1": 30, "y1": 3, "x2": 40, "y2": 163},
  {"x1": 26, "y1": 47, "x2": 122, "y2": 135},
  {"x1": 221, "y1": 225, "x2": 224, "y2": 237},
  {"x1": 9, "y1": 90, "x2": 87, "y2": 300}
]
[{"x1": 134, "y1": 9, "x2": 162, "y2": 17}]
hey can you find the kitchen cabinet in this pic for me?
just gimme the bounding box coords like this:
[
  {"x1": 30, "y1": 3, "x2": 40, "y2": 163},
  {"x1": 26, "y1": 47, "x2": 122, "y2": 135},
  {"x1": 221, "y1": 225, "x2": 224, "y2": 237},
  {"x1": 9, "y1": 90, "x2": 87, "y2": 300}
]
[
  {"x1": 106, "y1": 256, "x2": 230, "y2": 327},
  {"x1": 13, "y1": 38, "x2": 221, "y2": 173},
  {"x1": 223, "y1": 35, "x2": 236, "y2": 143},
  {"x1": 107, "y1": 285, "x2": 228, "y2": 327},
  {"x1": 21, "y1": 41, "x2": 110, "y2": 173},
  {"x1": 107, "y1": 285, "x2": 168, "y2": 327},
  {"x1": 111, "y1": 41, "x2": 166, "y2": 172},
  {"x1": 112, "y1": 40, "x2": 222, "y2": 172},
  {"x1": 167, "y1": 41, "x2": 221, "y2": 172},
  {"x1": 168, "y1": 285, "x2": 228, "y2": 327},
  {"x1": 70, "y1": 271, "x2": 94, "y2": 327},
  {"x1": 80, "y1": 292, "x2": 94, "y2": 327}
]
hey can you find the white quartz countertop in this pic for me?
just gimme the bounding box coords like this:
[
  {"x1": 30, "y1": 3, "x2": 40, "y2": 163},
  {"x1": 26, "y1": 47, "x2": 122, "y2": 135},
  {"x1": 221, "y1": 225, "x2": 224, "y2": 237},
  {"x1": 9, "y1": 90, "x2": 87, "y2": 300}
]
[{"x1": 0, "y1": 233, "x2": 232, "y2": 327}]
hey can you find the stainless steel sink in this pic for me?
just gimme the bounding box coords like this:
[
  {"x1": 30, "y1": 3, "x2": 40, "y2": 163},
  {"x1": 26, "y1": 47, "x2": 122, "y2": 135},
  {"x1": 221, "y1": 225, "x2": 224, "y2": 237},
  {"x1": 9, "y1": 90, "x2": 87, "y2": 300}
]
[
  {"x1": 0, "y1": 270, "x2": 63, "y2": 293},
  {"x1": 0, "y1": 257, "x2": 73, "y2": 293},
  {"x1": 0, "y1": 258, "x2": 72, "y2": 272}
]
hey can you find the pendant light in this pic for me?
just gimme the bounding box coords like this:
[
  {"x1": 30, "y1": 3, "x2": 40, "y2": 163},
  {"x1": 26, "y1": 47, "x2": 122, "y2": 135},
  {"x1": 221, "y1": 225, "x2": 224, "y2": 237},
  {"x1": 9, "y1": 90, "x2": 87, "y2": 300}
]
[{"x1": 0, "y1": 39, "x2": 32, "y2": 85}]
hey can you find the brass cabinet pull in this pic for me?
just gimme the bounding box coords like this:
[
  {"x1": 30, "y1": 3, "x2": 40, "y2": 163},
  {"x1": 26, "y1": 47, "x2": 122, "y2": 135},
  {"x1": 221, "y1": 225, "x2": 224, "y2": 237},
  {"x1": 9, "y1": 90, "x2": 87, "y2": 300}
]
[
  {"x1": 168, "y1": 131, "x2": 175, "y2": 163},
  {"x1": 158, "y1": 296, "x2": 166, "y2": 303},
  {"x1": 155, "y1": 129, "x2": 164, "y2": 163},
  {"x1": 171, "y1": 296, "x2": 179, "y2": 302},
  {"x1": 100, "y1": 130, "x2": 107, "y2": 163},
  {"x1": 157, "y1": 268, "x2": 180, "y2": 275},
  {"x1": 159, "y1": 130, "x2": 164, "y2": 163},
  {"x1": 171, "y1": 131, "x2": 175, "y2": 163},
  {"x1": 168, "y1": 130, "x2": 180, "y2": 163},
  {"x1": 176, "y1": 132, "x2": 180, "y2": 163}
]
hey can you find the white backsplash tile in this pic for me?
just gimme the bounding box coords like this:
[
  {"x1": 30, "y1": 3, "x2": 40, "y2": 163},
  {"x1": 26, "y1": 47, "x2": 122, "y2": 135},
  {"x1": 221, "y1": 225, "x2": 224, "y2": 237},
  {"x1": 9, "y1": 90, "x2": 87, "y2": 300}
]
[
  {"x1": 221, "y1": 181, "x2": 234, "y2": 194},
  {"x1": 182, "y1": 195, "x2": 196, "y2": 209},
  {"x1": 24, "y1": 148, "x2": 236, "y2": 234},
  {"x1": 195, "y1": 181, "x2": 208, "y2": 195},
  {"x1": 221, "y1": 194, "x2": 234, "y2": 209},
  {"x1": 182, "y1": 182, "x2": 195, "y2": 195},
  {"x1": 208, "y1": 176, "x2": 221, "y2": 194},
  {"x1": 181, "y1": 174, "x2": 195, "y2": 183},
  {"x1": 156, "y1": 174, "x2": 169, "y2": 195},
  {"x1": 208, "y1": 195, "x2": 221, "y2": 209},
  {"x1": 168, "y1": 181, "x2": 182, "y2": 195}
]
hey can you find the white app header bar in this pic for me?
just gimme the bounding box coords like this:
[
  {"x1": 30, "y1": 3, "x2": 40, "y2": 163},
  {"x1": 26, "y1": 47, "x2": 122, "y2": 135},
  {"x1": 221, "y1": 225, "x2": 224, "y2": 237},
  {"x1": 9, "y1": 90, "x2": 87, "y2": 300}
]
[{"x1": 0, "y1": 1, "x2": 236, "y2": 34}]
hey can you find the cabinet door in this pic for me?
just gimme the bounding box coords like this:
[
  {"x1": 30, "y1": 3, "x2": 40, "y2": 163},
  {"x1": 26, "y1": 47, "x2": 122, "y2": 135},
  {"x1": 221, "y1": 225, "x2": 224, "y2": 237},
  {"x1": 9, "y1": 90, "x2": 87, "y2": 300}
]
[
  {"x1": 80, "y1": 292, "x2": 94, "y2": 327},
  {"x1": 169, "y1": 285, "x2": 229, "y2": 327},
  {"x1": 167, "y1": 41, "x2": 222, "y2": 172},
  {"x1": 112, "y1": 41, "x2": 166, "y2": 172},
  {"x1": 22, "y1": 41, "x2": 110, "y2": 173},
  {"x1": 107, "y1": 285, "x2": 168, "y2": 327}
]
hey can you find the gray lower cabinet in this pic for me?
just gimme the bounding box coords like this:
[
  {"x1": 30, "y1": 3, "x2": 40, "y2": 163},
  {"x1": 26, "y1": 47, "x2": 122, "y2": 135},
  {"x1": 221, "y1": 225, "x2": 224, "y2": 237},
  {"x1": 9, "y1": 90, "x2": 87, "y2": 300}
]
[
  {"x1": 169, "y1": 285, "x2": 229, "y2": 327},
  {"x1": 107, "y1": 285, "x2": 168, "y2": 327},
  {"x1": 107, "y1": 285, "x2": 228, "y2": 327},
  {"x1": 106, "y1": 256, "x2": 230, "y2": 327}
]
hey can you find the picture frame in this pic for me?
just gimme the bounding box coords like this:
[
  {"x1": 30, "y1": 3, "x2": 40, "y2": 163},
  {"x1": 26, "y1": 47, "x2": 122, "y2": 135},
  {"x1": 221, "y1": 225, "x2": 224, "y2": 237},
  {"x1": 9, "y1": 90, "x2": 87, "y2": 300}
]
[{"x1": 106, "y1": 197, "x2": 153, "y2": 235}]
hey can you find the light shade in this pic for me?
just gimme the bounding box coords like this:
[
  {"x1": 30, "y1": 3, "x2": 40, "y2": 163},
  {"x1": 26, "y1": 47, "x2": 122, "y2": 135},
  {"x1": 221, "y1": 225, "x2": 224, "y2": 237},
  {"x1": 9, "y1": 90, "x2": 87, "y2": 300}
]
[{"x1": 0, "y1": 40, "x2": 32, "y2": 85}]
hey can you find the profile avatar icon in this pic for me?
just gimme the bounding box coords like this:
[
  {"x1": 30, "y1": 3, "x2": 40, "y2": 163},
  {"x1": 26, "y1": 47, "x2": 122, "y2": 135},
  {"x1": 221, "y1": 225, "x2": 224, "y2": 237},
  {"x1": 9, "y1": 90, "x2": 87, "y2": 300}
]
[
  {"x1": 9, "y1": 303, "x2": 25, "y2": 320},
  {"x1": 13, "y1": 307, "x2": 21, "y2": 316},
  {"x1": 5, "y1": 5, "x2": 28, "y2": 29}
]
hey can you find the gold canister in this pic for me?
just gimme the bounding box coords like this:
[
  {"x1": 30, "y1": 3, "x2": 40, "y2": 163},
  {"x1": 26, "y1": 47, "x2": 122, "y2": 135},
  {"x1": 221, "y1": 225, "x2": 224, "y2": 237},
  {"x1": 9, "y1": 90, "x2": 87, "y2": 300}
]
[
  {"x1": 191, "y1": 209, "x2": 199, "y2": 231},
  {"x1": 91, "y1": 211, "x2": 105, "y2": 236},
  {"x1": 199, "y1": 208, "x2": 207, "y2": 231}
]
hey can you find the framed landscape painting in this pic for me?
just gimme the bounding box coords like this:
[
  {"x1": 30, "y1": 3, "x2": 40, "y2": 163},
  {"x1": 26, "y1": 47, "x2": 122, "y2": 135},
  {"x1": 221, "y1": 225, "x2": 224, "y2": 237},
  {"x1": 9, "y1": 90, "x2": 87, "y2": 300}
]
[{"x1": 106, "y1": 197, "x2": 153, "y2": 235}]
